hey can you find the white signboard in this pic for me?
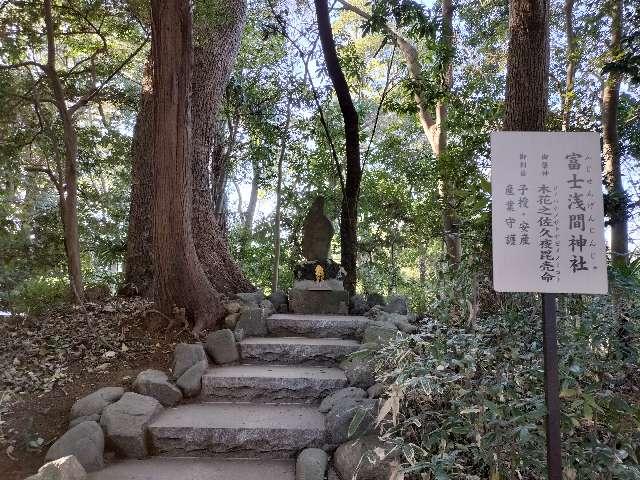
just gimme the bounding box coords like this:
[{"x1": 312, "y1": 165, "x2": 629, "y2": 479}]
[{"x1": 491, "y1": 132, "x2": 608, "y2": 294}]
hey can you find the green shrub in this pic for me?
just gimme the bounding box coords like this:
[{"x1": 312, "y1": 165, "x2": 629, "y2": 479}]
[
  {"x1": 370, "y1": 274, "x2": 640, "y2": 479},
  {"x1": 7, "y1": 275, "x2": 69, "y2": 315}
]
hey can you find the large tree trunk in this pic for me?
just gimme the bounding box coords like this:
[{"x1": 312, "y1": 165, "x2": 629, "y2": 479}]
[
  {"x1": 503, "y1": 0, "x2": 550, "y2": 131},
  {"x1": 123, "y1": 58, "x2": 154, "y2": 297},
  {"x1": 44, "y1": 0, "x2": 84, "y2": 303},
  {"x1": 315, "y1": 0, "x2": 362, "y2": 295},
  {"x1": 191, "y1": 0, "x2": 253, "y2": 294},
  {"x1": 150, "y1": 0, "x2": 224, "y2": 334},
  {"x1": 602, "y1": 0, "x2": 628, "y2": 268},
  {"x1": 271, "y1": 95, "x2": 292, "y2": 293}
]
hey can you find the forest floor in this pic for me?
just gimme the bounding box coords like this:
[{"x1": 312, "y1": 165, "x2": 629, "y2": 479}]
[{"x1": 0, "y1": 297, "x2": 196, "y2": 480}]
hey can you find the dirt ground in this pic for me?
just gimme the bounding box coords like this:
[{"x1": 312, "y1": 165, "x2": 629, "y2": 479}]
[{"x1": 0, "y1": 297, "x2": 196, "y2": 480}]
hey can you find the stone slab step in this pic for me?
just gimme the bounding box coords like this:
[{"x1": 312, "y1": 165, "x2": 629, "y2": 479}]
[
  {"x1": 87, "y1": 458, "x2": 295, "y2": 480},
  {"x1": 201, "y1": 364, "x2": 348, "y2": 403},
  {"x1": 239, "y1": 336, "x2": 361, "y2": 365},
  {"x1": 149, "y1": 402, "x2": 326, "y2": 458},
  {"x1": 267, "y1": 313, "x2": 369, "y2": 339}
]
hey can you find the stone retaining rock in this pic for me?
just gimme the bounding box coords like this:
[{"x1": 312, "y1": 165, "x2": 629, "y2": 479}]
[
  {"x1": 235, "y1": 308, "x2": 268, "y2": 336},
  {"x1": 363, "y1": 321, "x2": 398, "y2": 344},
  {"x1": 100, "y1": 392, "x2": 162, "y2": 459},
  {"x1": 205, "y1": 329, "x2": 239, "y2": 364},
  {"x1": 224, "y1": 312, "x2": 241, "y2": 329},
  {"x1": 367, "y1": 383, "x2": 385, "y2": 399},
  {"x1": 68, "y1": 414, "x2": 100, "y2": 429},
  {"x1": 382, "y1": 295, "x2": 408, "y2": 315},
  {"x1": 236, "y1": 292, "x2": 264, "y2": 307},
  {"x1": 296, "y1": 448, "x2": 328, "y2": 480},
  {"x1": 26, "y1": 455, "x2": 87, "y2": 480},
  {"x1": 176, "y1": 359, "x2": 208, "y2": 397},
  {"x1": 350, "y1": 294, "x2": 369, "y2": 315},
  {"x1": 172, "y1": 343, "x2": 207, "y2": 379},
  {"x1": 45, "y1": 421, "x2": 104, "y2": 472},
  {"x1": 318, "y1": 387, "x2": 367, "y2": 413},
  {"x1": 334, "y1": 435, "x2": 393, "y2": 480},
  {"x1": 269, "y1": 290, "x2": 288, "y2": 313},
  {"x1": 133, "y1": 369, "x2": 183, "y2": 407},
  {"x1": 340, "y1": 357, "x2": 376, "y2": 389},
  {"x1": 325, "y1": 398, "x2": 377, "y2": 445},
  {"x1": 69, "y1": 387, "x2": 124, "y2": 420}
]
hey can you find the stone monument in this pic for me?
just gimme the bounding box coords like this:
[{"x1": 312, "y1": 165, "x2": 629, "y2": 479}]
[{"x1": 289, "y1": 196, "x2": 349, "y2": 314}]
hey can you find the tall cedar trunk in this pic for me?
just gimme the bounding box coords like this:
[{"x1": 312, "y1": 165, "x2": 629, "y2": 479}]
[
  {"x1": 561, "y1": 0, "x2": 576, "y2": 131},
  {"x1": 503, "y1": 0, "x2": 550, "y2": 131},
  {"x1": 315, "y1": 0, "x2": 362, "y2": 295},
  {"x1": 271, "y1": 95, "x2": 292, "y2": 293},
  {"x1": 150, "y1": 0, "x2": 224, "y2": 334},
  {"x1": 602, "y1": 0, "x2": 628, "y2": 267},
  {"x1": 436, "y1": 0, "x2": 461, "y2": 265},
  {"x1": 123, "y1": 58, "x2": 154, "y2": 296},
  {"x1": 44, "y1": 0, "x2": 84, "y2": 303},
  {"x1": 191, "y1": 0, "x2": 253, "y2": 294}
]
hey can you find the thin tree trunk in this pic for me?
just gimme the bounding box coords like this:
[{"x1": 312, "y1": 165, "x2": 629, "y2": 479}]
[
  {"x1": 436, "y1": 0, "x2": 461, "y2": 265},
  {"x1": 43, "y1": 0, "x2": 84, "y2": 303},
  {"x1": 190, "y1": 0, "x2": 253, "y2": 294},
  {"x1": 123, "y1": 57, "x2": 154, "y2": 296},
  {"x1": 243, "y1": 161, "x2": 259, "y2": 235},
  {"x1": 503, "y1": 0, "x2": 550, "y2": 131},
  {"x1": 315, "y1": 0, "x2": 362, "y2": 295},
  {"x1": 561, "y1": 0, "x2": 576, "y2": 131},
  {"x1": 150, "y1": 0, "x2": 224, "y2": 334},
  {"x1": 271, "y1": 95, "x2": 292, "y2": 293},
  {"x1": 337, "y1": 0, "x2": 460, "y2": 265},
  {"x1": 602, "y1": 0, "x2": 628, "y2": 268}
]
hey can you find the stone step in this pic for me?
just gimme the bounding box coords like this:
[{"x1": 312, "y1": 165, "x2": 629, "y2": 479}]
[
  {"x1": 149, "y1": 402, "x2": 326, "y2": 458},
  {"x1": 201, "y1": 364, "x2": 348, "y2": 403},
  {"x1": 267, "y1": 313, "x2": 368, "y2": 339},
  {"x1": 239, "y1": 336, "x2": 361, "y2": 365},
  {"x1": 87, "y1": 458, "x2": 295, "y2": 480}
]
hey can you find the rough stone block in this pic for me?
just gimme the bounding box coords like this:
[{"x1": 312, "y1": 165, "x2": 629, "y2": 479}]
[
  {"x1": 296, "y1": 448, "x2": 328, "y2": 480},
  {"x1": 334, "y1": 435, "x2": 393, "y2": 480},
  {"x1": 176, "y1": 359, "x2": 208, "y2": 397},
  {"x1": 363, "y1": 321, "x2": 398, "y2": 344},
  {"x1": 318, "y1": 387, "x2": 367, "y2": 413},
  {"x1": 133, "y1": 369, "x2": 183, "y2": 407},
  {"x1": 27, "y1": 455, "x2": 87, "y2": 480},
  {"x1": 70, "y1": 387, "x2": 124, "y2": 420},
  {"x1": 172, "y1": 343, "x2": 207, "y2": 379},
  {"x1": 289, "y1": 289, "x2": 349, "y2": 315},
  {"x1": 325, "y1": 398, "x2": 377, "y2": 445},
  {"x1": 205, "y1": 329, "x2": 239, "y2": 364},
  {"x1": 45, "y1": 421, "x2": 104, "y2": 472},
  {"x1": 236, "y1": 308, "x2": 268, "y2": 336},
  {"x1": 100, "y1": 392, "x2": 163, "y2": 459}
]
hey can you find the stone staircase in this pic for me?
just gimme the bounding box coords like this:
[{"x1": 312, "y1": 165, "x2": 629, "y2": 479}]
[{"x1": 88, "y1": 313, "x2": 368, "y2": 479}]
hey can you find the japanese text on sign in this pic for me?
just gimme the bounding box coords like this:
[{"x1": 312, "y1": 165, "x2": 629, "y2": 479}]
[{"x1": 491, "y1": 132, "x2": 607, "y2": 294}]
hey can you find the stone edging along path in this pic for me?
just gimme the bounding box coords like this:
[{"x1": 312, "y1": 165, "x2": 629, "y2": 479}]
[{"x1": 28, "y1": 293, "x2": 416, "y2": 480}]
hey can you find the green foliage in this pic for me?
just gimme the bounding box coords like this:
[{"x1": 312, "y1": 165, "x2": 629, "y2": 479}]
[
  {"x1": 370, "y1": 271, "x2": 640, "y2": 479},
  {"x1": 6, "y1": 275, "x2": 70, "y2": 316}
]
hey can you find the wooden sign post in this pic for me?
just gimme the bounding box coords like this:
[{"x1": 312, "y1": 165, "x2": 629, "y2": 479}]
[{"x1": 491, "y1": 132, "x2": 608, "y2": 479}]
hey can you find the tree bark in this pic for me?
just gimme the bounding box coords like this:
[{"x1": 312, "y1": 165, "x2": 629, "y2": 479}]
[
  {"x1": 503, "y1": 0, "x2": 550, "y2": 131},
  {"x1": 602, "y1": 0, "x2": 628, "y2": 267},
  {"x1": 315, "y1": 0, "x2": 362, "y2": 295},
  {"x1": 43, "y1": 0, "x2": 84, "y2": 303},
  {"x1": 150, "y1": 0, "x2": 224, "y2": 334},
  {"x1": 191, "y1": 0, "x2": 253, "y2": 294},
  {"x1": 123, "y1": 57, "x2": 154, "y2": 297},
  {"x1": 561, "y1": 0, "x2": 576, "y2": 131},
  {"x1": 271, "y1": 94, "x2": 292, "y2": 293}
]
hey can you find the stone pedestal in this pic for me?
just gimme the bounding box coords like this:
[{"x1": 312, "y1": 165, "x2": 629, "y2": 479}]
[
  {"x1": 290, "y1": 259, "x2": 348, "y2": 314},
  {"x1": 289, "y1": 289, "x2": 349, "y2": 315}
]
